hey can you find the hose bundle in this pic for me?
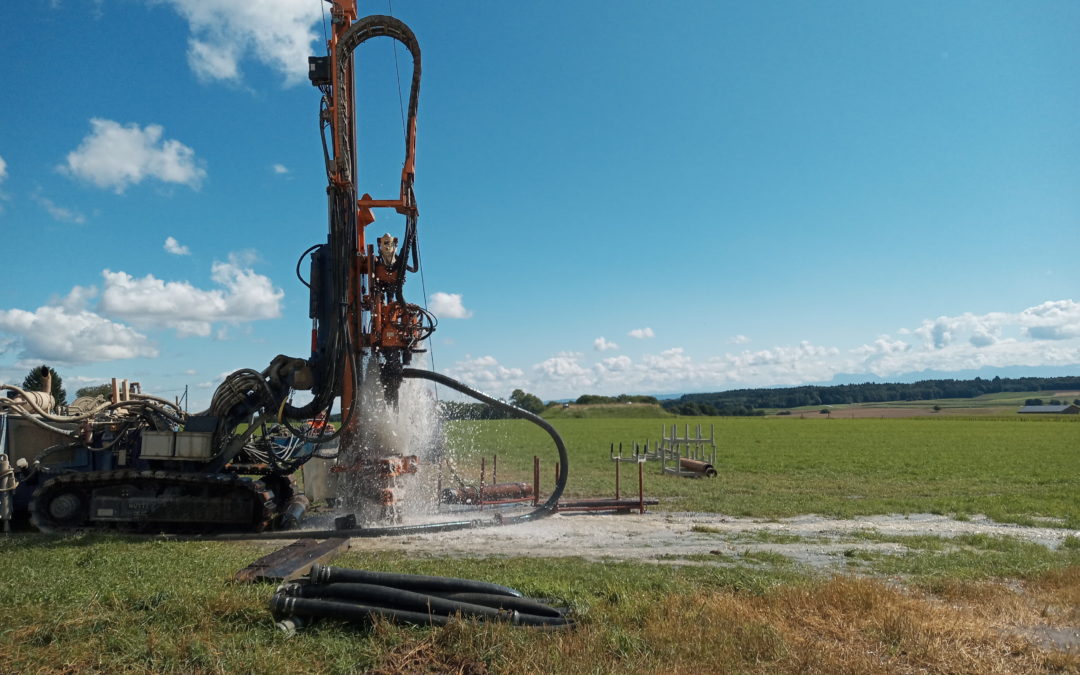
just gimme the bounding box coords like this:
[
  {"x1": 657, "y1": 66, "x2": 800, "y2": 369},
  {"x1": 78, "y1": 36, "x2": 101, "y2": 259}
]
[{"x1": 269, "y1": 563, "x2": 573, "y2": 633}]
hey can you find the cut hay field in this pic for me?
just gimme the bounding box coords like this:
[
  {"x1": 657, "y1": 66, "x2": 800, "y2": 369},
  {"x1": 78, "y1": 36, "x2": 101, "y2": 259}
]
[{"x1": 770, "y1": 389, "x2": 1080, "y2": 418}]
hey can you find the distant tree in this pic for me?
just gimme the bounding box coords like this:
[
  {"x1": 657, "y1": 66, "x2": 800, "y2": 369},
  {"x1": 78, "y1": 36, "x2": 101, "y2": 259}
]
[
  {"x1": 76, "y1": 383, "x2": 114, "y2": 400},
  {"x1": 440, "y1": 400, "x2": 509, "y2": 420},
  {"x1": 660, "y1": 376, "x2": 1080, "y2": 414},
  {"x1": 819, "y1": 408, "x2": 830, "y2": 415},
  {"x1": 1074, "y1": 399, "x2": 1080, "y2": 406},
  {"x1": 932, "y1": 405, "x2": 942, "y2": 412},
  {"x1": 22, "y1": 365, "x2": 67, "y2": 407},
  {"x1": 509, "y1": 389, "x2": 545, "y2": 415},
  {"x1": 1025, "y1": 398, "x2": 1043, "y2": 406}
]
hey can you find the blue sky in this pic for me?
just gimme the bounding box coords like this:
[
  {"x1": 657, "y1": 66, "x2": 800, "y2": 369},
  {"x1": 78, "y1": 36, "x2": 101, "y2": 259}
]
[{"x1": 0, "y1": 0, "x2": 1078, "y2": 408}]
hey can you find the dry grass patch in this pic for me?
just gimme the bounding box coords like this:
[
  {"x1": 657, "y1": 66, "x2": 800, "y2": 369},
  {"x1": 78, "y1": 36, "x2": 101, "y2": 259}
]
[{"x1": 350, "y1": 575, "x2": 1079, "y2": 674}]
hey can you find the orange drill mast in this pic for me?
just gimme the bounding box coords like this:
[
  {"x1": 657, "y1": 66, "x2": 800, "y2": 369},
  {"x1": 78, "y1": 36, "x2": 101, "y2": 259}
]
[{"x1": 303, "y1": 2, "x2": 431, "y2": 423}]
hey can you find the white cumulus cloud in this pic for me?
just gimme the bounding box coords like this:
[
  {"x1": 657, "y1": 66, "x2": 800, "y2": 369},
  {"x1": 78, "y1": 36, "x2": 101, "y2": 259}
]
[
  {"x1": 272, "y1": 163, "x2": 289, "y2": 174},
  {"x1": 56, "y1": 285, "x2": 99, "y2": 312},
  {"x1": 475, "y1": 299, "x2": 1080, "y2": 399},
  {"x1": 430, "y1": 292, "x2": 472, "y2": 319},
  {"x1": 444, "y1": 355, "x2": 527, "y2": 396},
  {"x1": 0, "y1": 305, "x2": 157, "y2": 364},
  {"x1": 164, "y1": 236, "x2": 191, "y2": 255},
  {"x1": 1020, "y1": 300, "x2": 1080, "y2": 341},
  {"x1": 853, "y1": 302, "x2": 1080, "y2": 377},
  {"x1": 729, "y1": 334, "x2": 750, "y2": 345},
  {"x1": 594, "y1": 337, "x2": 619, "y2": 352},
  {"x1": 98, "y1": 254, "x2": 283, "y2": 337},
  {"x1": 63, "y1": 119, "x2": 206, "y2": 193},
  {"x1": 159, "y1": 0, "x2": 322, "y2": 85},
  {"x1": 533, "y1": 352, "x2": 596, "y2": 393},
  {"x1": 628, "y1": 327, "x2": 654, "y2": 339}
]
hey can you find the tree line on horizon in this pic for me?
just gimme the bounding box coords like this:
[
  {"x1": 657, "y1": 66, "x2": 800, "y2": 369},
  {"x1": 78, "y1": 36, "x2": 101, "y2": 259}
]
[
  {"x1": 18, "y1": 365, "x2": 1074, "y2": 421},
  {"x1": 661, "y1": 375, "x2": 1080, "y2": 416}
]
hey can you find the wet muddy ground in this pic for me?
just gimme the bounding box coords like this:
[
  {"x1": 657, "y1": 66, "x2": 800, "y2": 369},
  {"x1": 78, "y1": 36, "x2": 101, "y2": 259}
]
[{"x1": 347, "y1": 510, "x2": 1078, "y2": 570}]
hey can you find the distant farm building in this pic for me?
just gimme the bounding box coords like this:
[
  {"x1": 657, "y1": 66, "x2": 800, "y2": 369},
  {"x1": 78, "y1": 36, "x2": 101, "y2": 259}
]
[{"x1": 1018, "y1": 404, "x2": 1080, "y2": 414}]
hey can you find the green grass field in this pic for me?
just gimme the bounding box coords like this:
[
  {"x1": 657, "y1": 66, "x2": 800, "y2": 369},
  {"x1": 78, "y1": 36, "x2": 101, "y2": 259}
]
[
  {"x1": 4, "y1": 414, "x2": 1079, "y2": 673},
  {"x1": 447, "y1": 415, "x2": 1080, "y2": 528},
  {"x1": 3, "y1": 535, "x2": 1077, "y2": 673}
]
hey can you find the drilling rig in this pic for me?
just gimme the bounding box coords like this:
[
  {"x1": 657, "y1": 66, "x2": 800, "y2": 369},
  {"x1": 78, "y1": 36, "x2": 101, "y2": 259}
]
[
  {"x1": 0, "y1": 3, "x2": 567, "y2": 535},
  {"x1": 301, "y1": 7, "x2": 434, "y2": 521}
]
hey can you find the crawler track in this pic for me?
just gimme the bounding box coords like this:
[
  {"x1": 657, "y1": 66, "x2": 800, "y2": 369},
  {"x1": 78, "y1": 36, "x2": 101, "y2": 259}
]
[{"x1": 29, "y1": 470, "x2": 277, "y2": 534}]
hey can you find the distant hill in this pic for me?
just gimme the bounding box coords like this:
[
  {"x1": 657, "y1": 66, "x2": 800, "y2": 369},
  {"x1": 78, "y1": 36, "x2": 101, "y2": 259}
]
[
  {"x1": 661, "y1": 375, "x2": 1080, "y2": 416},
  {"x1": 542, "y1": 403, "x2": 674, "y2": 419}
]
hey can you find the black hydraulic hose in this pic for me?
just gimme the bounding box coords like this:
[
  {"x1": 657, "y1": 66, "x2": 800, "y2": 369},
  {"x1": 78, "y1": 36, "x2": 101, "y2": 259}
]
[
  {"x1": 214, "y1": 368, "x2": 570, "y2": 541},
  {"x1": 335, "y1": 16, "x2": 421, "y2": 189},
  {"x1": 310, "y1": 564, "x2": 523, "y2": 597},
  {"x1": 295, "y1": 243, "x2": 322, "y2": 289},
  {"x1": 401, "y1": 367, "x2": 569, "y2": 521}
]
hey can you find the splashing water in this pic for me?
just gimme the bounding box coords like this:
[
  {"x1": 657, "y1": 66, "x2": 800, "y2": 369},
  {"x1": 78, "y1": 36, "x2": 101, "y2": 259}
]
[{"x1": 336, "y1": 358, "x2": 447, "y2": 524}]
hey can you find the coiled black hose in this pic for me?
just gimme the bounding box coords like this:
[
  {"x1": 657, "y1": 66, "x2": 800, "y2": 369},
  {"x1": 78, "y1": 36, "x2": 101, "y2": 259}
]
[
  {"x1": 269, "y1": 564, "x2": 573, "y2": 631},
  {"x1": 271, "y1": 594, "x2": 456, "y2": 627},
  {"x1": 289, "y1": 584, "x2": 511, "y2": 621},
  {"x1": 309, "y1": 564, "x2": 523, "y2": 597},
  {"x1": 433, "y1": 592, "x2": 565, "y2": 618}
]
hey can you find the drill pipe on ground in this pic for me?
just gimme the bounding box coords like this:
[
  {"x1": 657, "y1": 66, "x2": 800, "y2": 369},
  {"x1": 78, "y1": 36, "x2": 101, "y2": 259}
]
[
  {"x1": 441, "y1": 482, "x2": 533, "y2": 504},
  {"x1": 279, "y1": 494, "x2": 310, "y2": 530},
  {"x1": 679, "y1": 458, "x2": 717, "y2": 477}
]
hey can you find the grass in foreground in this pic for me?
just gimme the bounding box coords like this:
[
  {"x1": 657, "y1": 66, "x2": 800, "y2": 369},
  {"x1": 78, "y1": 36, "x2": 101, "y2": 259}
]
[{"x1": 2, "y1": 534, "x2": 1079, "y2": 674}]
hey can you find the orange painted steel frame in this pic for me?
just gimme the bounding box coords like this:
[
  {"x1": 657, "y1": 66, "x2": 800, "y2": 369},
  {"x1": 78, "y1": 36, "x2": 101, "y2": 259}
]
[{"x1": 323, "y1": 2, "x2": 422, "y2": 418}]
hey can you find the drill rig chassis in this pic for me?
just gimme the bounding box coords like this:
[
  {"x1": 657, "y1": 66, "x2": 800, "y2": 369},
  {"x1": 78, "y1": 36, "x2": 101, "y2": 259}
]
[{"x1": 0, "y1": 4, "x2": 568, "y2": 537}]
